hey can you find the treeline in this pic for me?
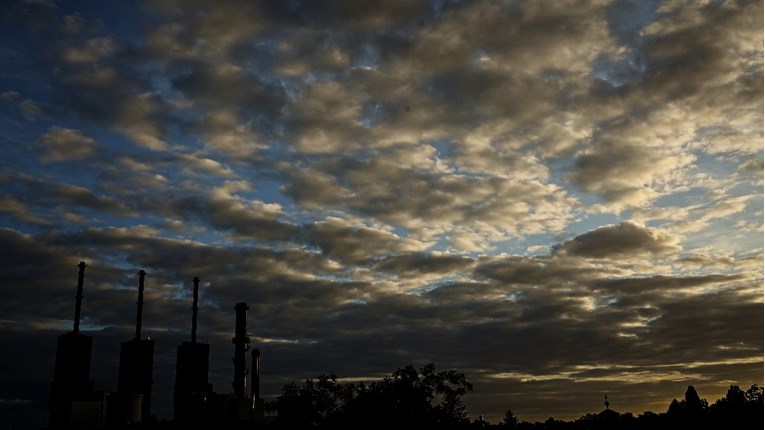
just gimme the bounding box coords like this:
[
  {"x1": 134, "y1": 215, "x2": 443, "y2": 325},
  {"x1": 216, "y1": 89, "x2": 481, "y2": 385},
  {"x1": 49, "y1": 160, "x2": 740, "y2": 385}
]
[
  {"x1": 267, "y1": 363, "x2": 472, "y2": 429},
  {"x1": 262, "y1": 364, "x2": 763, "y2": 430},
  {"x1": 494, "y1": 384, "x2": 763, "y2": 430}
]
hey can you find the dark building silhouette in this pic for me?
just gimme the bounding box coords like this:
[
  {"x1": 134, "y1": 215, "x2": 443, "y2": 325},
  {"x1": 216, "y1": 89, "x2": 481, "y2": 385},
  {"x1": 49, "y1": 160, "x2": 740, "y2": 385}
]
[
  {"x1": 598, "y1": 393, "x2": 620, "y2": 420},
  {"x1": 251, "y1": 348, "x2": 265, "y2": 420},
  {"x1": 48, "y1": 262, "x2": 271, "y2": 427},
  {"x1": 221, "y1": 302, "x2": 255, "y2": 423},
  {"x1": 233, "y1": 302, "x2": 250, "y2": 400},
  {"x1": 115, "y1": 270, "x2": 154, "y2": 425},
  {"x1": 173, "y1": 277, "x2": 213, "y2": 424},
  {"x1": 251, "y1": 348, "x2": 260, "y2": 402},
  {"x1": 176, "y1": 300, "x2": 265, "y2": 425},
  {"x1": 48, "y1": 262, "x2": 98, "y2": 429}
]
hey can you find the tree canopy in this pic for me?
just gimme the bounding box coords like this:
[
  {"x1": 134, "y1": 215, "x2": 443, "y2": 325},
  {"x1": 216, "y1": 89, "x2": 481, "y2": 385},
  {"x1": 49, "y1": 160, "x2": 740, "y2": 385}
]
[
  {"x1": 270, "y1": 363, "x2": 473, "y2": 429},
  {"x1": 267, "y1": 368, "x2": 762, "y2": 430}
]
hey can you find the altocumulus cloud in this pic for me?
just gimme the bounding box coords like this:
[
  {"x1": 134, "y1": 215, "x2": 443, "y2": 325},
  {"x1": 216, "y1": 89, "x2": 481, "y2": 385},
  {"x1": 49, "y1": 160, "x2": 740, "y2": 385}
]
[
  {"x1": 552, "y1": 221, "x2": 682, "y2": 259},
  {"x1": 0, "y1": 0, "x2": 761, "y2": 427}
]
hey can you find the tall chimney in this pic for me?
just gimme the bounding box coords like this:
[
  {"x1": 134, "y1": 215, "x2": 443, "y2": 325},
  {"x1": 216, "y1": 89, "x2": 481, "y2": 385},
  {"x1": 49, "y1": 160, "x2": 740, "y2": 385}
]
[
  {"x1": 251, "y1": 348, "x2": 260, "y2": 401},
  {"x1": 117, "y1": 269, "x2": 154, "y2": 424},
  {"x1": 72, "y1": 262, "x2": 87, "y2": 334},
  {"x1": 173, "y1": 278, "x2": 211, "y2": 423},
  {"x1": 135, "y1": 270, "x2": 146, "y2": 340},
  {"x1": 191, "y1": 277, "x2": 200, "y2": 344},
  {"x1": 50, "y1": 262, "x2": 95, "y2": 429},
  {"x1": 232, "y1": 302, "x2": 250, "y2": 400}
]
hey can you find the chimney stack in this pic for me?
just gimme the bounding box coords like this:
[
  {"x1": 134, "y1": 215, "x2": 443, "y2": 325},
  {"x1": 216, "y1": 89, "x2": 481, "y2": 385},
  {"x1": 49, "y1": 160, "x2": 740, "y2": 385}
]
[
  {"x1": 191, "y1": 277, "x2": 200, "y2": 343},
  {"x1": 72, "y1": 262, "x2": 87, "y2": 334},
  {"x1": 173, "y1": 277, "x2": 212, "y2": 423},
  {"x1": 117, "y1": 269, "x2": 154, "y2": 423},
  {"x1": 251, "y1": 348, "x2": 260, "y2": 401},
  {"x1": 134, "y1": 270, "x2": 146, "y2": 340},
  {"x1": 232, "y1": 302, "x2": 250, "y2": 400},
  {"x1": 49, "y1": 262, "x2": 95, "y2": 429}
]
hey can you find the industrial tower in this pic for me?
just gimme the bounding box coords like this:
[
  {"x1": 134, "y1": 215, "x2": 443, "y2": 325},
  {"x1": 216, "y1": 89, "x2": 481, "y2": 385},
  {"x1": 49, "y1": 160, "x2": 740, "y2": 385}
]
[
  {"x1": 116, "y1": 270, "x2": 154, "y2": 424},
  {"x1": 173, "y1": 277, "x2": 213, "y2": 423},
  {"x1": 48, "y1": 262, "x2": 96, "y2": 429}
]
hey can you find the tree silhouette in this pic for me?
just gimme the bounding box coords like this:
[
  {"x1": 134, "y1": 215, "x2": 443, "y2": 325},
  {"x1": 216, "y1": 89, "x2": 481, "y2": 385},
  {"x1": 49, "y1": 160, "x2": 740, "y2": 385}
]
[
  {"x1": 708, "y1": 384, "x2": 764, "y2": 429},
  {"x1": 667, "y1": 385, "x2": 708, "y2": 423},
  {"x1": 269, "y1": 370, "x2": 763, "y2": 430},
  {"x1": 683, "y1": 385, "x2": 707, "y2": 413},
  {"x1": 502, "y1": 408, "x2": 519, "y2": 428},
  {"x1": 667, "y1": 398, "x2": 682, "y2": 415},
  {"x1": 744, "y1": 384, "x2": 763, "y2": 404},
  {"x1": 271, "y1": 363, "x2": 472, "y2": 429},
  {"x1": 269, "y1": 374, "x2": 361, "y2": 428}
]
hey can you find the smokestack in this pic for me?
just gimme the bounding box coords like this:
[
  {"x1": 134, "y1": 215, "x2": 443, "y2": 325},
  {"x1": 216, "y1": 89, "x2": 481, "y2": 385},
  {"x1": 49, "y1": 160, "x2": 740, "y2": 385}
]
[
  {"x1": 191, "y1": 277, "x2": 200, "y2": 344},
  {"x1": 72, "y1": 262, "x2": 86, "y2": 334},
  {"x1": 50, "y1": 262, "x2": 95, "y2": 428},
  {"x1": 135, "y1": 270, "x2": 145, "y2": 340},
  {"x1": 232, "y1": 302, "x2": 250, "y2": 400},
  {"x1": 173, "y1": 276, "x2": 211, "y2": 424},
  {"x1": 251, "y1": 348, "x2": 260, "y2": 401}
]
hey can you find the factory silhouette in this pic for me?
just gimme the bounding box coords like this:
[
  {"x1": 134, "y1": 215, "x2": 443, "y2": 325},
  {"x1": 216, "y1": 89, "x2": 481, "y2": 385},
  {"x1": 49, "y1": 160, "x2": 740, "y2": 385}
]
[
  {"x1": 48, "y1": 262, "x2": 266, "y2": 429},
  {"x1": 46, "y1": 263, "x2": 765, "y2": 430}
]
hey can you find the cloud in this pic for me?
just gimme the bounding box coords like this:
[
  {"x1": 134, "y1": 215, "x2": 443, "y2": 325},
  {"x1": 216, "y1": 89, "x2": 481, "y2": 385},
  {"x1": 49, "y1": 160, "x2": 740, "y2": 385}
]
[
  {"x1": 296, "y1": 0, "x2": 431, "y2": 30},
  {"x1": 568, "y1": 141, "x2": 695, "y2": 210},
  {"x1": 0, "y1": 0, "x2": 761, "y2": 426},
  {"x1": 474, "y1": 255, "x2": 609, "y2": 285},
  {"x1": 2, "y1": 92, "x2": 51, "y2": 120},
  {"x1": 114, "y1": 94, "x2": 171, "y2": 151},
  {"x1": 285, "y1": 80, "x2": 370, "y2": 153},
  {"x1": 191, "y1": 110, "x2": 266, "y2": 158},
  {"x1": 282, "y1": 156, "x2": 576, "y2": 246},
  {"x1": 0, "y1": 172, "x2": 137, "y2": 222},
  {"x1": 171, "y1": 63, "x2": 284, "y2": 114},
  {"x1": 633, "y1": 194, "x2": 760, "y2": 235},
  {"x1": 590, "y1": 274, "x2": 745, "y2": 295},
  {"x1": 371, "y1": 252, "x2": 474, "y2": 279},
  {"x1": 62, "y1": 37, "x2": 115, "y2": 63},
  {"x1": 702, "y1": 194, "x2": 757, "y2": 221},
  {"x1": 175, "y1": 153, "x2": 237, "y2": 178},
  {"x1": 149, "y1": 181, "x2": 298, "y2": 241},
  {"x1": 33, "y1": 126, "x2": 98, "y2": 162},
  {"x1": 553, "y1": 222, "x2": 681, "y2": 259},
  {"x1": 387, "y1": 0, "x2": 615, "y2": 76},
  {"x1": 275, "y1": 30, "x2": 351, "y2": 77},
  {"x1": 280, "y1": 166, "x2": 354, "y2": 209},
  {"x1": 305, "y1": 217, "x2": 429, "y2": 265}
]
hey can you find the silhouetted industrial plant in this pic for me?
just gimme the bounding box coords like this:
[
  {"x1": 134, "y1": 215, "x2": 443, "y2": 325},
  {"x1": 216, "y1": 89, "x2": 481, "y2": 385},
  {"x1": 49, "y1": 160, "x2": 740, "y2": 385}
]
[
  {"x1": 48, "y1": 263, "x2": 266, "y2": 429},
  {"x1": 47, "y1": 263, "x2": 764, "y2": 430}
]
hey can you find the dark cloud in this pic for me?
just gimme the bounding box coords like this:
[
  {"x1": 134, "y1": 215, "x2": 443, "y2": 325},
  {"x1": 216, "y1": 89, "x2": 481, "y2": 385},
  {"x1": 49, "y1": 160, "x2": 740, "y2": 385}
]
[
  {"x1": 0, "y1": 172, "x2": 137, "y2": 222},
  {"x1": 284, "y1": 80, "x2": 372, "y2": 153},
  {"x1": 372, "y1": 252, "x2": 474, "y2": 278},
  {"x1": 171, "y1": 63, "x2": 284, "y2": 116},
  {"x1": 273, "y1": 30, "x2": 353, "y2": 77},
  {"x1": 552, "y1": 222, "x2": 681, "y2": 259},
  {"x1": 0, "y1": 228, "x2": 83, "y2": 323},
  {"x1": 295, "y1": 0, "x2": 432, "y2": 30},
  {"x1": 642, "y1": 0, "x2": 761, "y2": 101},
  {"x1": 590, "y1": 274, "x2": 745, "y2": 294},
  {"x1": 305, "y1": 217, "x2": 426, "y2": 265},
  {"x1": 474, "y1": 255, "x2": 607, "y2": 285},
  {"x1": 282, "y1": 156, "x2": 574, "y2": 242},
  {"x1": 568, "y1": 141, "x2": 694, "y2": 208}
]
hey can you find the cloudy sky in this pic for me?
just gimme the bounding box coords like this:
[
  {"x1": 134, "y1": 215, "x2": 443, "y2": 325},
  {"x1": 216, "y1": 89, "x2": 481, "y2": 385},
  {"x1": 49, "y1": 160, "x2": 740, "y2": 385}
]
[{"x1": 0, "y1": 0, "x2": 762, "y2": 427}]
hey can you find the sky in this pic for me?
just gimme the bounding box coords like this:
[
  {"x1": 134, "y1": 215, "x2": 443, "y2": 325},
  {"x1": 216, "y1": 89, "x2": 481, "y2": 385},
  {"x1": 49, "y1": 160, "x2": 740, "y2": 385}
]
[{"x1": 0, "y1": 0, "x2": 762, "y2": 427}]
